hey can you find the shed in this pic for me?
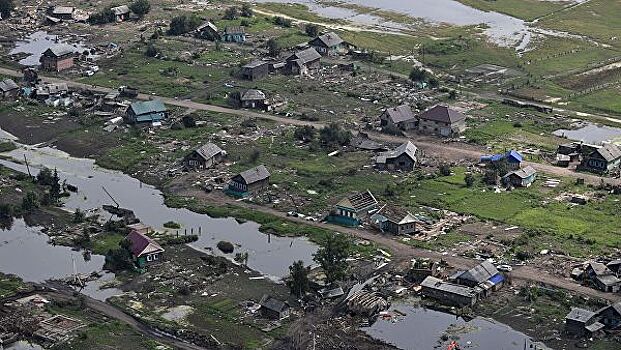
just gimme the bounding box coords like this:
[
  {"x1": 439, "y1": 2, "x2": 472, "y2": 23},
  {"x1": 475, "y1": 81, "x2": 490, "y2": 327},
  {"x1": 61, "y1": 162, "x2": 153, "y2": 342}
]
[
  {"x1": 259, "y1": 295, "x2": 290, "y2": 320},
  {"x1": 111, "y1": 5, "x2": 130, "y2": 21},
  {"x1": 240, "y1": 89, "x2": 269, "y2": 110},
  {"x1": 285, "y1": 48, "x2": 321, "y2": 75},
  {"x1": 184, "y1": 143, "x2": 225, "y2": 170},
  {"x1": 228, "y1": 165, "x2": 271, "y2": 196},
  {"x1": 0, "y1": 79, "x2": 19, "y2": 98}
]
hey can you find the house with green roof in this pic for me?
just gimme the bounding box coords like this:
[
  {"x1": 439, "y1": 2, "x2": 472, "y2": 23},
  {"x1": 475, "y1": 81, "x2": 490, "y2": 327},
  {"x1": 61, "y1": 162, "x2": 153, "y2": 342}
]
[{"x1": 126, "y1": 100, "x2": 168, "y2": 124}]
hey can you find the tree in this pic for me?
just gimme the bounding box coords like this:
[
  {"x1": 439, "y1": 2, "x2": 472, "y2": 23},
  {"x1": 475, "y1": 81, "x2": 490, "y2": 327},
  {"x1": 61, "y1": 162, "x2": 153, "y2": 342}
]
[
  {"x1": 105, "y1": 239, "x2": 134, "y2": 271},
  {"x1": 305, "y1": 24, "x2": 319, "y2": 37},
  {"x1": 267, "y1": 38, "x2": 280, "y2": 57},
  {"x1": 483, "y1": 169, "x2": 499, "y2": 185},
  {"x1": 287, "y1": 260, "x2": 310, "y2": 298},
  {"x1": 464, "y1": 173, "x2": 475, "y2": 187},
  {"x1": 21, "y1": 192, "x2": 39, "y2": 212},
  {"x1": 409, "y1": 67, "x2": 428, "y2": 82},
  {"x1": 439, "y1": 163, "x2": 452, "y2": 176},
  {"x1": 319, "y1": 123, "x2": 352, "y2": 149},
  {"x1": 145, "y1": 42, "x2": 159, "y2": 57},
  {"x1": 240, "y1": 3, "x2": 253, "y2": 17},
  {"x1": 73, "y1": 208, "x2": 86, "y2": 223},
  {"x1": 293, "y1": 125, "x2": 316, "y2": 142},
  {"x1": 89, "y1": 7, "x2": 115, "y2": 24},
  {"x1": 223, "y1": 6, "x2": 239, "y2": 20},
  {"x1": 130, "y1": 0, "x2": 151, "y2": 19},
  {"x1": 167, "y1": 14, "x2": 201, "y2": 35},
  {"x1": 313, "y1": 234, "x2": 351, "y2": 284},
  {"x1": 0, "y1": 0, "x2": 14, "y2": 19}
]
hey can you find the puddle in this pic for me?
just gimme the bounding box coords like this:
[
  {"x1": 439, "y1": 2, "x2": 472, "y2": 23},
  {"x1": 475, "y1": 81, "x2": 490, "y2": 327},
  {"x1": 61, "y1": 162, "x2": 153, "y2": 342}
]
[
  {"x1": 553, "y1": 123, "x2": 621, "y2": 145},
  {"x1": 362, "y1": 304, "x2": 550, "y2": 350},
  {"x1": 8, "y1": 31, "x2": 88, "y2": 66},
  {"x1": 0, "y1": 128, "x2": 318, "y2": 280}
]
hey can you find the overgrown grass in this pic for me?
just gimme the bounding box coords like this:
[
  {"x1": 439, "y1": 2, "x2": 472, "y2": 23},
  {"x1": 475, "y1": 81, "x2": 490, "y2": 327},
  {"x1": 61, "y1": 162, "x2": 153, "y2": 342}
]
[
  {"x1": 457, "y1": 0, "x2": 567, "y2": 21},
  {"x1": 0, "y1": 273, "x2": 27, "y2": 299}
]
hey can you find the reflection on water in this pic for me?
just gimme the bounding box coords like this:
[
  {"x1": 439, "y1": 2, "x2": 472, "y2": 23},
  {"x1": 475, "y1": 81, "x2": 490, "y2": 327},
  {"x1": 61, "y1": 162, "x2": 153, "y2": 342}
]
[
  {"x1": 9, "y1": 31, "x2": 87, "y2": 66},
  {"x1": 553, "y1": 123, "x2": 621, "y2": 145}
]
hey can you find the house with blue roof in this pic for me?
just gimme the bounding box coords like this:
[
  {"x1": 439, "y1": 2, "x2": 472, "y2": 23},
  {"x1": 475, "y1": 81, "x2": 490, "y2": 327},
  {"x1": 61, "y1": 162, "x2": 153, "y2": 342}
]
[
  {"x1": 453, "y1": 260, "x2": 504, "y2": 297},
  {"x1": 126, "y1": 100, "x2": 168, "y2": 124},
  {"x1": 480, "y1": 150, "x2": 523, "y2": 171}
]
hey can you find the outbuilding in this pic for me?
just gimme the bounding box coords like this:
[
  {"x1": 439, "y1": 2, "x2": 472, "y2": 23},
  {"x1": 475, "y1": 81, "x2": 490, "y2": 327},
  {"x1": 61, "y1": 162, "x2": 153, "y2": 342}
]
[
  {"x1": 184, "y1": 143, "x2": 225, "y2": 170},
  {"x1": 228, "y1": 165, "x2": 271, "y2": 196},
  {"x1": 126, "y1": 100, "x2": 168, "y2": 124}
]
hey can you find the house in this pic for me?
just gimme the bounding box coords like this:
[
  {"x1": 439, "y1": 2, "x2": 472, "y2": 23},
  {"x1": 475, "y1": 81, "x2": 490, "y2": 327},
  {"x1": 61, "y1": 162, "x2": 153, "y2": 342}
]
[
  {"x1": 241, "y1": 60, "x2": 269, "y2": 81},
  {"x1": 50, "y1": 6, "x2": 74, "y2": 20},
  {"x1": 407, "y1": 258, "x2": 440, "y2": 283},
  {"x1": 420, "y1": 276, "x2": 478, "y2": 307},
  {"x1": 375, "y1": 141, "x2": 418, "y2": 172},
  {"x1": 195, "y1": 21, "x2": 220, "y2": 41},
  {"x1": 241, "y1": 89, "x2": 269, "y2": 110},
  {"x1": 503, "y1": 166, "x2": 536, "y2": 188},
  {"x1": 418, "y1": 105, "x2": 467, "y2": 137},
  {"x1": 372, "y1": 206, "x2": 419, "y2": 235},
  {"x1": 453, "y1": 260, "x2": 503, "y2": 297},
  {"x1": 40, "y1": 46, "x2": 75, "y2": 72},
  {"x1": 126, "y1": 222, "x2": 151, "y2": 235},
  {"x1": 126, "y1": 100, "x2": 168, "y2": 124},
  {"x1": 565, "y1": 308, "x2": 604, "y2": 337},
  {"x1": 228, "y1": 165, "x2": 271, "y2": 196},
  {"x1": 285, "y1": 48, "x2": 322, "y2": 76},
  {"x1": 110, "y1": 5, "x2": 130, "y2": 22},
  {"x1": 379, "y1": 105, "x2": 416, "y2": 131},
  {"x1": 34, "y1": 83, "x2": 69, "y2": 100},
  {"x1": 0, "y1": 79, "x2": 19, "y2": 99},
  {"x1": 480, "y1": 150, "x2": 523, "y2": 171},
  {"x1": 126, "y1": 230, "x2": 164, "y2": 268},
  {"x1": 585, "y1": 262, "x2": 621, "y2": 293},
  {"x1": 581, "y1": 143, "x2": 621, "y2": 173},
  {"x1": 223, "y1": 26, "x2": 246, "y2": 43},
  {"x1": 259, "y1": 295, "x2": 290, "y2": 320},
  {"x1": 599, "y1": 303, "x2": 621, "y2": 330},
  {"x1": 183, "y1": 143, "x2": 225, "y2": 170},
  {"x1": 308, "y1": 31, "x2": 346, "y2": 56},
  {"x1": 328, "y1": 190, "x2": 378, "y2": 226}
]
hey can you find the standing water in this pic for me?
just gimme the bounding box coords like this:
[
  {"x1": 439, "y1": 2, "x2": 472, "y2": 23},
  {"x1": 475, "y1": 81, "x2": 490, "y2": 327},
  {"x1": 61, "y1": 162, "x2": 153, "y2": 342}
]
[{"x1": 9, "y1": 31, "x2": 88, "y2": 66}]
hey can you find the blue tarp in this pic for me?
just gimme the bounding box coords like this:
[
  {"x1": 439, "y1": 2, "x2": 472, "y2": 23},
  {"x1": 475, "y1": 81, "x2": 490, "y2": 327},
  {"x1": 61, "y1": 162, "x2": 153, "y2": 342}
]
[
  {"x1": 506, "y1": 150, "x2": 523, "y2": 163},
  {"x1": 488, "y1": 274, "x2": 505, "y2": 285}
]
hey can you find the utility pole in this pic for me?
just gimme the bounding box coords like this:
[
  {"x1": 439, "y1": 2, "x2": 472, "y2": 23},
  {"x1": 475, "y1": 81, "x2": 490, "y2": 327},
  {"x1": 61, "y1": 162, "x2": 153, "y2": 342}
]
[{"x1": 24, "y1": 154, "x2": 32, "y2": 178}]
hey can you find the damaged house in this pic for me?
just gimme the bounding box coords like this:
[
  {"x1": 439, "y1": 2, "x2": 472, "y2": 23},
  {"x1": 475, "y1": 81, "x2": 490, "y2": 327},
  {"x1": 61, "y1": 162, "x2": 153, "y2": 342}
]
[
  {"x1": 111, "y1": 5, "x2": 131, "y2": 22},
  {"x1": 259, "y1": 295, "x2": 290, "y2": 320},
  {"x1": 241, "y1": 89, "x2": 269, "y2": 110},
  {"x1": 40, "y1": 46, "x2": 75, "y2": 72},
  {"x1": 285, "y1": 48, "x2": 321, "y2": 76},
  {"x1": 372, "y1": 206, "x2": 419, "y2": 235},
  {"x1": 49, "y1": 6, "x2": 74, "y2": 21},
  {"x1": 0, "y1": 79, "x2": 19, "y2": 99},
  {"x1": 418, "y1": 105, "x2": 467, "y2": 137},
  {"x1": 503, "y1": 165, "x2": 537, "y2": 188},
  {"x1": 328, "y1": 190, "x2": 378, "y2": 227},
  {"x1": 183, "y1": 143, "x2": 225, "y2": 170},
  {"x1": 379, "y1": 105, "x2": 417, "y2": 131},
  {"x1": 223, "y1": 26, "x2": 246, "y2": 43},
  {"x1": 228, "y1": 165, "x2": 271, "y2": 196},
  {"x1": 565, "y1": 308, "x2": 604, "y2": 337},
  {"x1": 420, "y1": 276, "x2": 478, "y2": 307},
  {"x1": 375, "y1": 141, "x2": 418, "y2": 172},
  {"x1": 452, "y1": 260, "x2": 504, "y2": 297},
  {"x1": 241, "y1": 60, "x2": 269, "y2": 81},
  {"x1": 195, "y1": 21, "x2": 220, "y2": 41},
  {"x1": 308, "y1": 31, "x2": 347, "y2": 56},
  {"x1": 580, "y1": 143, "x2": 621, "y2": 173},
  {"x1": 584, "y1": 262, "x2": 621, "y2": 293}
]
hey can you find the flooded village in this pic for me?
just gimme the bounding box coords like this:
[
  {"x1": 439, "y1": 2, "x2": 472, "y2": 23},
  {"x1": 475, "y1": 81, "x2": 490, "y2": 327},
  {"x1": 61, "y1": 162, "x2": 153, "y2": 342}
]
[{"x1": 1, "y1": 0, "x2": 621, "y2": 349}]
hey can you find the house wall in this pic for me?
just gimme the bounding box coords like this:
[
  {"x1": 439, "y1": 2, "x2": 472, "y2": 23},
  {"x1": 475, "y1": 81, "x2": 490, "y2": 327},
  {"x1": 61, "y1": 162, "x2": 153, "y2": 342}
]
[
  {"x1": 184, "y1": 152, "x2": 221, "y2": 170},
  {"x1": 41, "y1": 56, "x2": 74, "y2": 72},
  {"x1": 242, "y1": 65, "x2": 269, "y2": 81},
  {"x1": 384, "y1": 154, "x2": 416, "y2": 171},
  {"x1": 418, "y1": 119, "x2": 465, "y2": 137},
  {"x1": 600, "y1": 309, "x2": 621, "y2": 329},
  {"x1": 224, "y1": 33, "x2": 246, "y2": 43},
  {"x1": 421, "y1": 285, "x2": 476, "y2": 307},
  {"x1": 385, "y1": 220, "x2": 416, "y2": 235}
]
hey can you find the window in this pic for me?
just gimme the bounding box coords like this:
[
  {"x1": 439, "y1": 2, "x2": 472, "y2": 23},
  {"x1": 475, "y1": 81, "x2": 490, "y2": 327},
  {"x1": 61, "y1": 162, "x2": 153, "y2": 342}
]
[{"x1": 146, "y1": 255, "x2": 152, "y2": 262}]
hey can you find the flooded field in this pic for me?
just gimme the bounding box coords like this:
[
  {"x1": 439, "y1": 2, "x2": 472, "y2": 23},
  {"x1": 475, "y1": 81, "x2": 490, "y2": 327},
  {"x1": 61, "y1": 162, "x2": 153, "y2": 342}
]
[
  {"x1": 362, "y1": 304, "x2": 550, "y2": 350},
  {"x1": 8, "y1": 31, "x2": 88, "y2": 66},
  {"x1": 553, "y1": 122, "x2": 621, "y2": 145},
  {"x1": 0, "y1": 129, "x2": 318, "y2": 280},
  {"x1": 5, "y1": 341, "x2": 44, "y2": 350}
]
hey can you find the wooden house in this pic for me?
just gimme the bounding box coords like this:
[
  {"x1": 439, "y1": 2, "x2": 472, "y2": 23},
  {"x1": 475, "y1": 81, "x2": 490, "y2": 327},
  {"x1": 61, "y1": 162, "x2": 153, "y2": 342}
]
[
  {"x1": 328, "y1": 190, "x2": 378, "y2": 227},
  {"x1": 379, "y1": 105, "x2": 417, "y2": 131},
  {"x1": 126, "y1": 100, "x2": 168, "y2": 124},
  {"x1": 195, "y1": 21, "x2": 220, "y2": 41},
  {"x1": 502, "y1": 165, "x2": 536, "y2": 188},
  {"x1": 241, "y1": 60, "x2": 269, "y2": 81},
  {"x1": 240, "y1": 89, "x2": 269, "y2": 110},
  {"x1": 372, "y1": 206, "x2": 419, "y2": 235},
  {"x1": 285, "y1": 48, "x2": 321, "y2": 76},
  {"x1": 565, "y1": 308, "x2": 603, "y2": 337},
  {"x1": 40, "y1": 46, "x2": 75, "y2": 72},
  {"x1": 308, "y1": 32, "x2": 346, "y2": 56},
  {"x1": 418, "y1": 105, "x2": 466, "y2": 137},
  {"x1": 228, "y1": 165, "x2": 270, "y2": 196},
  {"x1": 184, "y1": 143, "x2": 225, "y2": 170},
  {"x1": 127, "y1": 230, "x2": 164, "y2": 268},
  {"x1": 259, "y1": 295, "x2": 290, "y2": 320},
  {"x1": 375, "y1": 141, "x2": 418, "y2": 172},
  {"x1": 223, "y1": 26, "x2": 246, "y2": 43},
  {"x1": 0, "y1": 79, "x2": 19, "y2": 99},
  {"x1": 581, "y1": 143, "x2": 621, "y2": 173},
  {"x1": 420, "y1": 276, "x2": 478, "y2": 307},
  {"x1": 453, "y1": 260, "x2": 503, "y2": 297}
]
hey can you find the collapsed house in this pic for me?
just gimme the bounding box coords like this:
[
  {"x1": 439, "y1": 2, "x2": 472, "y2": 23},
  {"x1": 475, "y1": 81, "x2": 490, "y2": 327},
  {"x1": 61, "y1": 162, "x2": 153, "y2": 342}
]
[
  {"x1": 420, "y1": 276, "x2": 478, "y2": 307},
  {"x1": 227, "y1": 165, "x2": 271, "y2": 196},
  {"x1": 346, "y1": 290, "x2": 389, "y2": 317},
  {"x1": 371, "y1": 206, "x2": 419, "y2": 235},
  {"x1": 451, "y1": 260, "x2": 504, "y2": 297},
  {"x1": 195, "y1": 21, "x2": 220, "y2": 41},
  {"x1": 407, "y1": 258, "x2": 441, "y2": 283},
  {"x1": 327, "y1": 190, "x2": 378, "y2": 227},
  {"x1": 583, "y1": 262, "x2": 621, "y2": 293},
  {"x1": 375, "y1": 141, "x2": 418, "y2": 172},
  {"x1": 183, "y1": 143, "x2": 225, "y2": 170}
]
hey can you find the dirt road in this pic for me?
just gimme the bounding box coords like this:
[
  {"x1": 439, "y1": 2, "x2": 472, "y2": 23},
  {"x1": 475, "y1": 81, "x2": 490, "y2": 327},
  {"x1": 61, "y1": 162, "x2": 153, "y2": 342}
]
[{"x1": 2, "y1": 67, "x2": 618, "y2": 186}]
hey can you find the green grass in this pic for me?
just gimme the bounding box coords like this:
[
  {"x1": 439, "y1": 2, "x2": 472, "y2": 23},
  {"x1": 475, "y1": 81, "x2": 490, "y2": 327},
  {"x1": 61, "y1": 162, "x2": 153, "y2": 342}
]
[
  {"x1": 92, "y1": 233, "x2": 125, "y2": 255},
  {"x1": 53, "y1": 321, "x2": 161, "y2": 350},
  {"x1": 0, "y1": 273, "x2": 27, "y2": 299},
  {"x1": 256, "y1": 3, "x2": 339, "y2": 23},
  {"x1": 456, "y1": 0, "x2": 567, "y2": 21},
  {"x1": 570, "y1": 86, "x2": 621, "y2": 115}
]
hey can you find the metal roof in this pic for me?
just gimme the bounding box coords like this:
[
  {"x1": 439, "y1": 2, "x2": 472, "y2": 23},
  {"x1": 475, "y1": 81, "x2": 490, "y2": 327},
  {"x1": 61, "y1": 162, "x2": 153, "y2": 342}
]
[
  {"x1": 310, "y1": 31, "x2": 344, "y2": 48},
  {"x1": 42, "y1": 45, "x2": 75, "y2": 58},
  {"x1": 421, "y1": 276, "x2": 477, "y2": 298},
  {"x1": 336, "y1": 190, "x2": 378, "y2": 212},
  {"x1": 52, "y1": 6, "x2": 74, "y2": 15},
  {"x1": 241, "y1": 89, "x2": 266, "y2": 101},
  {"x1": 127, "y1": 230, "x2": 164, "y2": 257},
  {"x1": 384, "y1": 104, "x2": 415, "y2": 124},
  {"x1": 504, "y1": 165, "x2": 536, "y2": 180},
  {"x1": 196, "y1": 21, "x2": 218, "y2": 32},
  {"x1": 376, "y1": 141, "x2": 417, "y2": 164},
  {"x1": 593, "y1": 143, "x2": 621, "y2": 162},
  {"x1": 237, "y1": 165, "x2": 270, "y2": 185},
  {"x1": 458, "y1": 260, "x2": 499, "y2": 284},
  {"x1": 129, "y1": 100, "x2": 167, "y2": 116},
  {"x1": 260, "y1": 295, "x2": 288, "y2": 312},
  {"x1": 0, "y1": 79, "x2": 18, "y2": 92},
  {"x1": 111, "y1": 5, "x2": 130, "y2": 15},
  {"x1": 225, "y1": 26, "x2": 245, "y2": 34},
  {"x1": 419, "y1": 105, "x2": 466, "y2": 124},
  {"x1": 287, "y1": 48, "x2": 321, "y2": 64},
  {"x1": 565, "y1": 307, "x2": 596, "y2": 323},
  {"x1": 194, "y1": 143, "x2": 223, "y2": 161}
]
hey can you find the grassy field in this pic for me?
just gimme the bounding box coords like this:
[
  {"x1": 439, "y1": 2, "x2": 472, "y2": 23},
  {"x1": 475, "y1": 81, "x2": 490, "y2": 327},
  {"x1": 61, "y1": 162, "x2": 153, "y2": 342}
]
[
  {"x1": 0, "y1": 273, "x2": 28, "y2": 299},
  {"x1": 53, "y1": 321, "x2": 162, "y2": 350},
  {"x1": 457, "y1": 0, "x2": 568, "y2": 21},
  {"x1": 570, "y1": 86, "x2": 621, "y2": 115}
]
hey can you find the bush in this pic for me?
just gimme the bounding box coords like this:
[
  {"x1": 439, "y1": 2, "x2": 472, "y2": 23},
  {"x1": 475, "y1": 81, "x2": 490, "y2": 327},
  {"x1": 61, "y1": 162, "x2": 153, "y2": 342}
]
[
  {"x1": 272, "y1": 16, "x2": 292, "y2": 27},
  {"x1": 89, "y1": 7, "x2": 115, "y2": 24},
  {"x1": 240, "y1": 3, "x2": 253, "y2": 17},
  {"x1": 145, "y1": 43, "x2": 159, "y2": 57},
  {"x1": 0, "y1": 0, "x2": 14, "y2": 19},
  {"x1": 267, "y1": 38, "x2": 280, "y2": 57},
  {"x1": 21, "y1": 192, "x2": 39, "y2": 212},
  {"x1": 163, "y1": 221, "x2": 181, "y2": 229},
  {"x1": 130, "y1": 0, "x2": 150, "y2": 18},
  {"x1": 223, "y1": 6, "x2": 239, "y2": 20},
  {"x1": 305, "y1": 24, "x2": 319, "y2": 37},
  {"x1": 167, "y1": 14, "x2": 201, "y2": 35},
  {"x1": 439, "y1": 163, "x2": 452, "y2": 176},
  {"x1": 464, "y1": 173, "x2": 475, "y2": 187},
  {"x1": 319, "y1": 123, "x2": 351, "y2": 149},
  {"x1": 162, "y1": 235, "x2": 198, "y2": 245},
  {"x1": 217, "y1": 241, "x2": 234, "y2": 254},
  {"x1": 294, "y1": 125, "x2": 316, "y2": 142}
]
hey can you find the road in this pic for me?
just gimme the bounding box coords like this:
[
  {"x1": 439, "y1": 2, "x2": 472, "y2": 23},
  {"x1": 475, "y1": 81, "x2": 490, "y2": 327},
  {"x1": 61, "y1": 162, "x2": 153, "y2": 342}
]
[{"x1": 1, "y1": 67, "x2": 619, "y2": 186}]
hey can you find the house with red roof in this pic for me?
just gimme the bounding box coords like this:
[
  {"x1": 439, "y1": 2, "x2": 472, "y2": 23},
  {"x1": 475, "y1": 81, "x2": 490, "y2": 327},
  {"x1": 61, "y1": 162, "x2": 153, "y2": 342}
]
[{"x1": 126, "y1": 230, "x2": 164, "y2": 268}]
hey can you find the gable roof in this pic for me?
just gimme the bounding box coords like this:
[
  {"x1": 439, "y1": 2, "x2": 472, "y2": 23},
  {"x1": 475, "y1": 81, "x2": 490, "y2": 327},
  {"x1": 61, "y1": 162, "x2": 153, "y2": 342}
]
[
  {"x1": 197, "y1": 21, "x2": 218, "y2": 32},
  {"x1": 241, "y1": 89, "x2": 266, "y2": 101},
  {"x1": 52, "y1": 6, "x2": 74, "y2": 15},
  {"x1": 260, "y1": 295, "x2": 288, "y2": 313},
  {"x1": 42, "y1": 46, "x2": 75, "y2": 58},
  {"x1": 194, "y1": 143, "x2": 223, "y2": 161},
  {"x1": 376, "y1": 141, "x2": 417, "y2": 164},
  {"x1": 127, "y1": 230, "x2": 164, "y2": 257},
  {"x1": 287, "y1": 48, "x2": 321, "y2": 64},
  {"x1": 458, "y1": 260, "x2": 499, "y2": 284},
  {"x1": 421, "y1": 276, "x2": 477, "y2": 298},
  {"x1": 0, "y1": 79, "x2": 18, "y2": 92},
  {"x1": 419, "y1": 105, "x2": 466, "y2": 124},
  {"x1": 310, "y1": 32, "x2": 344, "y2": 48},
  {"x1": 381, "y1": 206, "x2": 418, "y2": 225},
  {"x1": 111, "y1": 5, "x2": 130, "y2": 15},
  {"x1": 566, "y1": 308, "x2": 596, "y2": 323},
  {"x1": 225, "y1": 26, "x2": 245, "y2": 35},
  {"x1": 336, "y1": 190, "x2": 378, "y2": 212},
  {"x1": 592, "y1": 143, "x2": 621, "y2": 162},
  {"x1": 236, "y1": 165, "x2": 270, "y2": 185},
  {"x1": 243, "y1": 60, "x2": 268, "y2": 69},
  {"x1": 506, "y1": 150, "x2": 523, "y2": 163},
  {"x1": 383, "y1": 105, "x2": 415, "y2": 124},
  {"x1": 504, "y1": 165, "x2": 536, "y2": 180},
  {"x1": 129, "y1": 100, "x2": 167, "y2": 115}
]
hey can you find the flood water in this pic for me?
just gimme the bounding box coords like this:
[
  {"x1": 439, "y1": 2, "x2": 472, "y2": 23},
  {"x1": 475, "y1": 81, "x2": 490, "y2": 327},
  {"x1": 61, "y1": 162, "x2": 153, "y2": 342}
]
[
  {"x1": 363, "y1": 304, "x2": 551, "y2": 350},
  {"x1": 0, "y1": 129, "x2": 318, "y2": 281},
  {"x1": 5, "y1": 341, "x2": 44, "y2": 350},
  {"x1": 553, "y1": 123, "x2": 621, "y2": 145},
  {"x1": 9, "y1": 31, "x2": 88, "y2": 66}
]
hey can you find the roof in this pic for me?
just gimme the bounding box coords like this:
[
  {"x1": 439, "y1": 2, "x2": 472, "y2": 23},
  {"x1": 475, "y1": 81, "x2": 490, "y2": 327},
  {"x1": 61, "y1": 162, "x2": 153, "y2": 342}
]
[
  {"x1": 592, "y1": 143, "x2": 621, "y2": 162},
  {"x1": 310, "y1": 32, "x2": 344, "y2": 48},
  {"x1": 504, "y1": 166, "x2": 536, "y2": 180},
  {"x1": 42, "y1": 46, "x2": 75, "y2": 58},
  {"x1": 129, "y1": 100, "x2": 167, "y2": 116},
  {"x1": 419, "y1": 105, "x2": 466, "y2": 124},
  {"x1": 381, "y1": 206, "x2": 418, "y2": 225},
  {"x1": 127, "y1": 230, "x2": 164, "y2": 257},
  {"x1": 287, "y1": 48, "x2": 321, "y2": 64},
  {"x1": 260, "y1": 295, "x2": 288, "y2": 313},
  {"x1": 111, "y1": 5, "x2": 130, "y2": 15},
  {"x1": 350, "y1": 137, "x2": 384, "y2": 151},
  {"x1": 196, "y1": 21, "x2": 218, "y2": 32},
  {"x1": 376, "y1": 141, "x2": 417, "y2": 164},
  {"x1": 585, "y1": 322, "x2": 605, "y2": 333},
  {"x1": 241, "y1": 89, "x2": 266, "y2": 101},
  {"x1": 0, "y1": 79, "x2": 18, "y2": 92},
  {"x1": 243, "y1": 60, "x2": 268, "y2": 69},
  {"x1": 336, "y1": 190, "x2": 378, "y2": 212},
  {"x1": 421, "y1": 276, "x2": 477, "y2": 298},
  {"x1": 383, "y1": 105, "x2": 415, "y2": 124},
  {"x1": 194, "y1": 143, "x2": 223, "y2": 161},
  {"x1": 225, "y1": 26, "x2": 245, "y2": 35},
  {"x1": 506, "y1": 150, "x2": 523, "y2": 163},
  {"x1": 596, "y1": 274, "x2": 621, "y2": 287},
  {"x1": 566, "y1": 308, "x2": 596, "y2": 323},
  {"x1": 588, "y1": 262, "x2": 613, "y2": 276},
  {"x1": 236, "y1": 165, "x2": 270, "y2": 185},
  {"x1": 52, "y1": 6, "x2": 74, "y2": 15},
  {"x1": 458, "y1": 260, "x2": 499, "y2": 284}
]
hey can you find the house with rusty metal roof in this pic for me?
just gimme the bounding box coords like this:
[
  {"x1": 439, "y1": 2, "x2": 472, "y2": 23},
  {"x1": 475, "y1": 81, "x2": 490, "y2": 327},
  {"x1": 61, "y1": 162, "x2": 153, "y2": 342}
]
[
  {"x1": 126, "y1": 230, "x2": 164, "y2": 268},
  {"x1": 228, "y1": 165, "x2": 271, "y2": 196},
  {"x1": 328, "y1": 190, "x2": 378, "y2": 227},
  {"x1": 309, "y1": 31, "x2": 346, "y2": 56},
  {"x1": 418, "y1": 105, "x2": 467, "y2": 137},
  {"x1": 184, "y1": 143, "x2": 225, "y2": 170}
]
